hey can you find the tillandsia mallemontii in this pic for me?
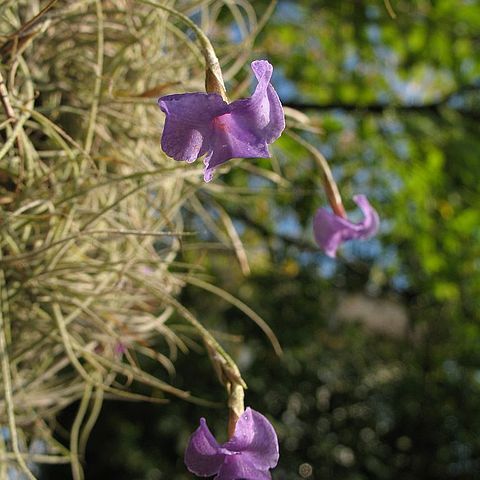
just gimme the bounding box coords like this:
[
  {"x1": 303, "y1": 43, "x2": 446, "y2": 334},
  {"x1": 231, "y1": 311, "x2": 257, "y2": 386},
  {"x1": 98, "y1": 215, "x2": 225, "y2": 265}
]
[
  {"x1": 158, "y1": 60, "x2": 285, "y2": 182},
  {"x1": 185, "y1": 407, "x2": 279, "y2": 479},
  {"x1": 313, "y1": 194, "x2": 380, "y2": 257}
]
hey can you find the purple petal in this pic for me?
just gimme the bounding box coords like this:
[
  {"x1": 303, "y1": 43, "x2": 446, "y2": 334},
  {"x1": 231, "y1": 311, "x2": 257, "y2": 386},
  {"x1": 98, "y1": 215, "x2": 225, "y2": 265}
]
[
  {"x1": 251, "y1": 60, "x2": 286, "y2": 143},
  {"x1": 223, "y1": 408, "x2": 279, "y2": 470},
  {"x1": 203, "y1": 114, "x2": 270, "y2": 182},
  {"x1": 203, "y1": 60, "x2": 285, "y2": 182},
  {"x1": 313, "y1": 194, "x2": 380, "y2": 258},
  {"x1": 216, "y1": 455, "x2": 272, "y2": 480},
  {"x1": 352, "y1": 194, "x2": 379, "y2": 237},
  {"x1": 230, "y1": 60, "x2": 285, "y2": 144},
  {"x1": 184, "y1": 418, "x2": 225, "y2": 476},
  {"x1": 158, "y1": 93, "x2": 229, "y2": 163}
]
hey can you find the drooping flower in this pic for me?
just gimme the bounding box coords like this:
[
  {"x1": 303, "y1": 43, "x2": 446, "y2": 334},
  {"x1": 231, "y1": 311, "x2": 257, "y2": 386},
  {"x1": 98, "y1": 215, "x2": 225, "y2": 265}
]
[
  {"x1": 184, "y1": 407, "x2": 279, "y2": 479},
  {"x1": 158, "y1": 60, "x2": 285, "y2": 182},
  {"x1": 313, "y1": 194, "x2": 379, "y2": 257}
]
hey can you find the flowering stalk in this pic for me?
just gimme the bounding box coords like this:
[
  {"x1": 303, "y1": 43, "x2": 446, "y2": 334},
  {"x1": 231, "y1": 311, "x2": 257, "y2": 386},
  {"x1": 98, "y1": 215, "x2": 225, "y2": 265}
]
[
  {"x1": 227, "y1": 381, "x2": 245, "y2": 439},
  {"x1": 138, "y1": 0, "x2": 227, "y2": 100},
  {"x1": 287, "y1": 130, "x2": 346, "y2": 218},
  {"x1": 205, "y1": 339, "x2": 246, "y2": 440},
  {"x1": 205, "y1": 340, "x2": 246, "y2": 437}
]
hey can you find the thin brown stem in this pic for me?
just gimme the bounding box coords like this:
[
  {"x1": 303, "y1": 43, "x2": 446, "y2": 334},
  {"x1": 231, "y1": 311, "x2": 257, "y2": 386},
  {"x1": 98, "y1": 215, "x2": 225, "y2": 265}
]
[{"x1": 287, "y1": 130, "x2": 346, "y2": 218}]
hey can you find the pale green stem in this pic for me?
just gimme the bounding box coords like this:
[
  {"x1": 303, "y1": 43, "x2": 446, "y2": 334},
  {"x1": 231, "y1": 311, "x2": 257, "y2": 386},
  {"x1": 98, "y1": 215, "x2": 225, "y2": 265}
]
[
  {"x1": 185, "y1": 275, "x2": 282, "y2": 355},
  {"x1": 129, "y1": 271, "x2": 246, "y2": 388},
  {"x1": 0, "y1": 112, "x2": 29, "y2": 161},
  {"x1": 53, "y1": 303, "x2": 95, "y2": 386},
  {"x1": 0, "y1": 261, "x2": 37, "y2": 480},
  {"x1": 0, "y1": 453, "x2": 70, "y2": 464},
  {"x1": 0, "y1": 70, "x2": 16, "y2": 121},
  {"x1": 79, "y1": 382, "x2": 104, "y2": 457},
  {"x1": 70, "y1": 381, "x2": 93, "y2": 480},
  {"x1": 84, "y1": 0, "x2": 104, "y2": 154},
  {"x1": 137, "y1": 0, "x2": 227, "y2": 99},
  {"x1": 0, "y1": 422, "x2": 7, "y2": 479}
]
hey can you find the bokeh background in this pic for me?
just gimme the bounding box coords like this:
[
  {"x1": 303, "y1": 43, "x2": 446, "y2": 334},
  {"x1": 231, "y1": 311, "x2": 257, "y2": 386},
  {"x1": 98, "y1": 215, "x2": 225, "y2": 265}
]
[{"x1": 2, "y1": 0, "x2": 479, "y2": 479}]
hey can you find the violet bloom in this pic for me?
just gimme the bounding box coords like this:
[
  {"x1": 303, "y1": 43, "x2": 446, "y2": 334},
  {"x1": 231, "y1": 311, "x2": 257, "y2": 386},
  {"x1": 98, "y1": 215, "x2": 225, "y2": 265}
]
[
  {"x1": 184, "y1": 407, "x2": 279, "y2": 479},
  {"x1": 114, "y1": 342, "x2": 127, "y2": 357},
  {"x1": 313, "y1": 194, "x2": 379, "y2": 257},
  {"x1": 158, "y1": 60, "x2": 285, "y2": 182}
]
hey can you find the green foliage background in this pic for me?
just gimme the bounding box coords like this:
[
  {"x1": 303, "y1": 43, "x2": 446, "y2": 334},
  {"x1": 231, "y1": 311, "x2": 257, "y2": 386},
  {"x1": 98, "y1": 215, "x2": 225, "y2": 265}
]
[{"x1": 35, "y1": 0, "x2": 480, "y2": 478}]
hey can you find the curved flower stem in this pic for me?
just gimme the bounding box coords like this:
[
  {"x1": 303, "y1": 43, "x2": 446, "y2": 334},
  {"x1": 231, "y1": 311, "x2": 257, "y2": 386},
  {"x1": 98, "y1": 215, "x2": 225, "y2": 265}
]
[
  {"x1": 126, "y1": 270, "x2": 247, "y2": 391},
  {"x1": 287, "y1": 130, "x2": 347, "y2": 218},
  {"x1": 138, "y1": 0, "x2": 228, "y2": 100},
  {"x1": 173, "y1": 299, "x2": 247, "y2": 389},
  {"x1": 185, "y1": 275, "x2": 282, "y2": 356},
  {"x1": 227, "y1": 382, "x2": 245, "y2": 439}
]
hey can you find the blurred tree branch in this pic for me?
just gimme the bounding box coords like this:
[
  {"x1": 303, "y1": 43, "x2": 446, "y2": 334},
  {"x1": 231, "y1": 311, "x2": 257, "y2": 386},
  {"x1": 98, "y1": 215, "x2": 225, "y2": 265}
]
[
  {"x1": 284, "y1": 85, "x2": 480, "y2": 119},
  {"x1": 233, "y1": 210, "x2": 318, "y2": 252}
]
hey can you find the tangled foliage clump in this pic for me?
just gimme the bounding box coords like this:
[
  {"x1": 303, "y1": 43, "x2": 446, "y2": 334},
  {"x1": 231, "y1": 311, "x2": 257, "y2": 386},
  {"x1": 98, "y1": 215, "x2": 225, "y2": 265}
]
[{"x1": 0, "y1": 1, "x2": 268, "y2": 477}]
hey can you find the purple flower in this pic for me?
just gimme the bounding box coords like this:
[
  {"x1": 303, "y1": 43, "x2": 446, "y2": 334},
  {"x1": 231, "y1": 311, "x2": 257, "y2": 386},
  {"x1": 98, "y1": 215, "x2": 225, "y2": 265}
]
[
  {"x1": 158, "y1": 60, "x2": 285, "y2": 182},
  {"x1": 313, "y1": 194, "x2": 379, "y2": 257},
  {"x1": 114, "y1": 342, "x2": 127, "y2": 356},
  {"x1": 184, "y1": 407, "x2": 279, "y2": 479}
]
